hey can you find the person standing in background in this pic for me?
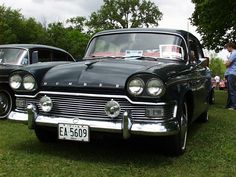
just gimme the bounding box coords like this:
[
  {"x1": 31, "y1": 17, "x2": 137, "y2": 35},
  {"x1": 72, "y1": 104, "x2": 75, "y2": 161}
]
[
  {"x1": 214, "y1": 75, "x2": 220, "y2": 89},
  {"x1": 224, "y1": 42, "x2": 236, "y2": 110}
]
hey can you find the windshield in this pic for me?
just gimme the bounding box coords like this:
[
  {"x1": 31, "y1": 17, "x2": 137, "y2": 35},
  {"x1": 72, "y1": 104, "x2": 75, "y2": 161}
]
[
  {"x1": 84, "y1": 33, "x2": 187, "y2": 60},
  {"x1": 0, "y1": 48, "x2": 28, "y2": 65}
]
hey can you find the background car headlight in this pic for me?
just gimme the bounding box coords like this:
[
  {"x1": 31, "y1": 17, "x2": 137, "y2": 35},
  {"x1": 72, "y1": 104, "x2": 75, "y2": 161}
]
[
  {"x1": 23, "y1": 75, "x2": 36, "y2": 90},
  {"x1": 39, "y1": 96, "x2": 53, "y2": 112},
  {"x1": 128, "y1": 78, "x2": 145, "y2": 96},
  {"x1": 9, "y1": 74, "x2": 22, "y2": 90},
  {"x1": 147, "y1": 78, "x2": 165, "y2": 96}
]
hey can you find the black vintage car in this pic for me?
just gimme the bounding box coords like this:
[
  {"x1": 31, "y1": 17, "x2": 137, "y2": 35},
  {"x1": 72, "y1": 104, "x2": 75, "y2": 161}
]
[
  {"x1": 0, "y1": 44, "x2": 75, "y2": 119},
  {"x1": 8, "y1": 29, "x2": 211, "y2": 155}
]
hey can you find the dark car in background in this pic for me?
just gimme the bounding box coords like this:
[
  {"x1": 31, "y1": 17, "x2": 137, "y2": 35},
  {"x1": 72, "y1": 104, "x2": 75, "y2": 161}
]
[
  {"x1": 8, "y1": 28, "x2": 210, "y2": 155},
  {"x1": 0, "y1": 44, "x2": 75, "y2": 119}
]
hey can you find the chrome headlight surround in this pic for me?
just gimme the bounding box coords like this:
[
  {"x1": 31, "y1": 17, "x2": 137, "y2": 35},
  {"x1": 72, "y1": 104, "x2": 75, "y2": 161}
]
[
  {"x1": 23, "y1": 75, "x2": 36, "y2": 91},
  {"x1": 39, "y1": 96, "x2": 53, "y2": 112},
  {"x1": 127, "y1": 77, "x2": 145, "y2": 96},
  {"x1": 9, "y1": 74, "x2": 22, "y2": 90},
  {"x1": 146, "y1": 78, "x2": 165, "y2": 97}
]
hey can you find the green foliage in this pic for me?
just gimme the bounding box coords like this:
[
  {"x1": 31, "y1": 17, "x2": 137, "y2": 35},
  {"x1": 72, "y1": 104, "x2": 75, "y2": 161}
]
[
  {"x1": 0, "y1": 0, "x2": 164, "y2": 58},
  {"x1": 46, "y1": 22, "x2": 91, "y2": 59},
  {"x1": 66, "y1": 16, "x2": 87, "y2": 32},
  {"x1": 191, "y1": 0, "x2": 236, "y2": 51},
  {"x1": 209, "y1": 57, "x2": 226, "y2": 78},
  {"x1": 87, "y1": 0, "x2": 163, "y2": 31},
  {"x1": 0, "y1": 5, "x2": 23, "y2": 43},
  {"x1": 0, "y1": 5, "x2": 48, "y2": 44}
]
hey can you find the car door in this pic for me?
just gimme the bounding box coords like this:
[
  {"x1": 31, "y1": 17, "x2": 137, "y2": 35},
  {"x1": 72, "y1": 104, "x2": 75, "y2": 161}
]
[{"x1": 188, "y1": 36, "x2": 208, "y2": 118}]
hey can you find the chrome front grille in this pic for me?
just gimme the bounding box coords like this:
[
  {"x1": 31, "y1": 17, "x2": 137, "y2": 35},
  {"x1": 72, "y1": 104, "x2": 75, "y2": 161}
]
[{"x1": 16, "y1": 94, "x2": 175, "y2": 122}]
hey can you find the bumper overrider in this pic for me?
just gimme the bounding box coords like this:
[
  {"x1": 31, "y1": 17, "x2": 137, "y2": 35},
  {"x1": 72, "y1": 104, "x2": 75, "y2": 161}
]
[{"x1": 8, "y1": 92, "x2": 180, "y2": 139}]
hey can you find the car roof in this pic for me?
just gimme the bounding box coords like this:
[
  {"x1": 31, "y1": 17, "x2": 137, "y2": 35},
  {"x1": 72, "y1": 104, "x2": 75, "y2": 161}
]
[
  {"x1": 0, "y1": 44, "x2": 75, "y2": 60},
  {"x1": 97, "y1": 28, "x2": 189, "y2": 34},
  {"x1": 0, "y1": 44, "x2": 68, "y2": 53},
  {"x1": 94, "y1": 28, "x2": 191, "y2": 37}
]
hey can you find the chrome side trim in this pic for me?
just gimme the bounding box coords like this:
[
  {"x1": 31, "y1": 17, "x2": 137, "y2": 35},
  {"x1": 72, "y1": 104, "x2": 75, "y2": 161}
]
[{"x1": 15, "y1": 91, "x2": 167, "y2": 106}]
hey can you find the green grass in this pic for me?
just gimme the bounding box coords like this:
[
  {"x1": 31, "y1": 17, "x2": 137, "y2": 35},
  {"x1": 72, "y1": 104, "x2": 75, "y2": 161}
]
[{"x1": 1, "y1": 91, "x2": 236, "y2": 177}]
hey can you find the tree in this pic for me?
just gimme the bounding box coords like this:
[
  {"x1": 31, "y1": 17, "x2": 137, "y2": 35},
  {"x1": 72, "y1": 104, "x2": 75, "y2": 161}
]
[
  {"x1": 0, "y1": 5, "x2": 23, "y2": 43},
  {"x1": 65, "y1": 29, "x2": 91, "y2": 59},
  {"x1": 209, "y1": 57, "x2": 226, "y2": 78},
  {"x1": 87, "y1": 0, "x2": 162, "y2": 32},
  {"x1": 46, "y1": 22, "x2": 91, "y2": 58},
  {"x1": 0, "y1": 5, "x2": 49, "y2": 44},
  {"x1": 191, "y1": 0, "x2": 236, "y2": 51},
  {"x1": 66, "y1": 16, "x2": 87, "y2": 32}
]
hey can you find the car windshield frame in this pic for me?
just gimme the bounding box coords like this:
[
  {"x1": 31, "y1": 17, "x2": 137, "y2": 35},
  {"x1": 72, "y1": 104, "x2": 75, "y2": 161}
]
[
  {"x1": 0, "y1": 48, "x2": 28, "y2": 65},
  {"x1": 84, "y1": 32, "x2": 187, "y2": 61}
]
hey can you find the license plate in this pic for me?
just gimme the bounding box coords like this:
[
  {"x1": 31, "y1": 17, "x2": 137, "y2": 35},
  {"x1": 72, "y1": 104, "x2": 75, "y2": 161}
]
[{"x1": 58, "y1": 124, "x2": 89, "y2": 142}]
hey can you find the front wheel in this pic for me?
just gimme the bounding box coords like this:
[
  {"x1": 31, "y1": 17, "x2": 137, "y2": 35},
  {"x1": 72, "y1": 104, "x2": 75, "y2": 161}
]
[
  {"x1": 170, "y1": 101, "x2": 188, "y2": 156},
  {"x1": 0, "y1": 89, "x2": 13, "y2": 119}
]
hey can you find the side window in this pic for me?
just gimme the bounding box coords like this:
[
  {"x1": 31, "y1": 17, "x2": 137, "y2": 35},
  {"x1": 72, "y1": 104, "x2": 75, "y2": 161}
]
[
  {"x1": 196, "y1": 41, "x2": 204, "y2": 59},
  {"x1": 53, "y1": 51, "x2": 68, "y2": 61},
  {"x1": 189, "y1": 39, "x2": 199, "y2": 63},
  {"x1": 189, "y1": 36, "x2": 204, "y2": 63},
  {"x1": 38, "y1": 50, "x2": 52, "y2": 62}
]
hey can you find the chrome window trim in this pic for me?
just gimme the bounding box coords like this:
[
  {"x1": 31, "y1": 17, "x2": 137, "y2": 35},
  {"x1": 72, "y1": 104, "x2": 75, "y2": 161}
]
[
  {"x1": 85, "y1": 31, "x2": 189, "y2": 61},
  {"x1": 15, "y1": 91, "x2": 167, "y2": 106}
]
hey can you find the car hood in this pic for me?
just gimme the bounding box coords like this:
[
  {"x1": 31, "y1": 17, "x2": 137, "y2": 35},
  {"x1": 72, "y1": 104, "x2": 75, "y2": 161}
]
[{"x1": 42, "y1": 59, "x2": 185, "y2": 89}]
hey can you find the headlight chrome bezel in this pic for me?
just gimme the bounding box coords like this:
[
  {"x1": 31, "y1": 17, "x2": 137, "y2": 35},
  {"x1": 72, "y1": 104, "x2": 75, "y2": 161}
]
[
  {"x1": 146, "y1": 78, "x2": 165, "y2": 97},
  {"x1": 23, "y1": 74, "x2": 36, "y2": 91},
  {"x1": 127, "y1": 75, "x2": 166, "y2": 98},
  {"x1": 9, "y1": 74, "x2": 22, "y2": 90},
  {"x1": 127, "y1": 77, "x2": 145, "y2": 96},
  {"x1": 9, "y1": 73, "x2": 37, "y2": 91}
]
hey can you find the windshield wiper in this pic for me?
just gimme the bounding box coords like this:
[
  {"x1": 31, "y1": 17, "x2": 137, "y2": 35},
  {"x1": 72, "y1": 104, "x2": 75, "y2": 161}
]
[
  {"x1": 124, "y1": 56, "x2": 160, "y2": 61},
  {"x1": 85, "y1": 55, "x2": 160, "y2": 61},
  {"x1": 88, "y1": 56, "x2": 121, "y2": 59}
]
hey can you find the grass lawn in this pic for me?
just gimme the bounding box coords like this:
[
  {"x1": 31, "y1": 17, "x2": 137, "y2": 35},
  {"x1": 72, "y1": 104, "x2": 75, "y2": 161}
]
[{"x1": 0, "y1": 91, "x2": 236, "y2": 177}]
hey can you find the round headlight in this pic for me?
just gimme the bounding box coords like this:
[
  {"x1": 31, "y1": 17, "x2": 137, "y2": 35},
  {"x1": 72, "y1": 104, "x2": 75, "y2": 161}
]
[
  {"x1": 147, "y1": 78, "x2": 165, "y2": 96},
  {"x1": 128, "y1": 78, "x2": 145, "y2": 96},
  {"x1": 9, "y1": 74, "x2": 22, "y2": 90},
  {"x1": 23, "y1": 75, "x2": 36, "y2": 90},
  {"x1": 39, "y1": 96, "x2": 53, "y2": 112}
]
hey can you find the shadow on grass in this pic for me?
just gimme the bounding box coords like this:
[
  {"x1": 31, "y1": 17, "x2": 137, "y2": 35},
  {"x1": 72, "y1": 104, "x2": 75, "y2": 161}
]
[
  {"x1": 11, "y1": 136, "x2": 173, "y2": 166},
  {"x1": 8, "y1": 120, "x2": 208, "y2": 167}
]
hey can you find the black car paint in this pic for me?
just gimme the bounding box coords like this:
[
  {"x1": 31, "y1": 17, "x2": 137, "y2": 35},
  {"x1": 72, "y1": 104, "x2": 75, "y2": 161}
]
[
  {"x1": 8, "y1": 29, "x2": 211, "y2": 155},
  {"x1": 0, "y1": 44, "x2": 75, "y2": 119},
  {"x1": 14, "y1": 58, "x2": 208, "y2": 123}
]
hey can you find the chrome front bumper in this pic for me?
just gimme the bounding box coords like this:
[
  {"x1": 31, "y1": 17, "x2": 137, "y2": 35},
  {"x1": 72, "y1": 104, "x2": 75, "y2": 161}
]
[{"x1": 8, "y1": 106, "x2": 180, "y2": 138}]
